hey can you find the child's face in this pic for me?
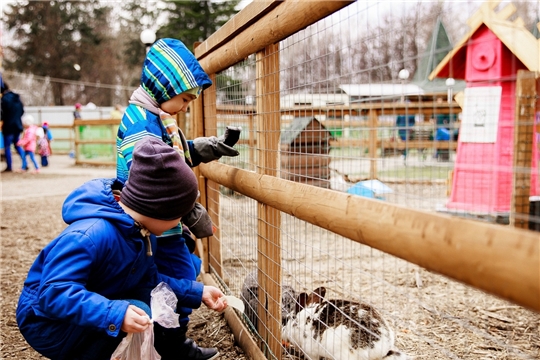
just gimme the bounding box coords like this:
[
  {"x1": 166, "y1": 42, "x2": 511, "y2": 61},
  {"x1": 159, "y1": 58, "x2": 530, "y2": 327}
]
[
  {"x1": 160, "y1": 93, "x2": 196, "y2": 115},
  {"x1": 142, "y1": 217, "x2": 183, "y2": 236}
]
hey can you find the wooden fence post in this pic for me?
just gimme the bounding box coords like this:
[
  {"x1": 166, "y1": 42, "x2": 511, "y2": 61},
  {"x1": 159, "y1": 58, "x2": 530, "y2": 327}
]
[
  {"x1": 256, "y1": 43, "x2": 282, "y2": 360},
  {"x1": 190, "y1": 76, "x2": 210, "y2": 273},
  {"x1": 510, "y1": 70, "x2": 537, "y2": 228},
  {"x1": 368, "y1": 109, "x2": 379, "y2": 179},
  {"x1": 200, "y1": 73, "x2": 223, "y2": 278}
]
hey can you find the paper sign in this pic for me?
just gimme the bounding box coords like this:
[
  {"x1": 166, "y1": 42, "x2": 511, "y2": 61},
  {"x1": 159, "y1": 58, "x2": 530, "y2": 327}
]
[{"x1": 460, "y1": 86, "x2": 501, "y2": 143}]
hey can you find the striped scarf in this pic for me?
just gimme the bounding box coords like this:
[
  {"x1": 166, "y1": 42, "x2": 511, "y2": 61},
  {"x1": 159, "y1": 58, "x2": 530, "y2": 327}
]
[{"x1": 129, "y1": 87, "x2": 192, "y2": 166}]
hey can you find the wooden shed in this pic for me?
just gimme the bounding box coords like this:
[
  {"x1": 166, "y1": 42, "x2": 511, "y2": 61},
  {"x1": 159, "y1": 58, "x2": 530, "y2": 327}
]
[{"x1": 280, "y1": 117, "x2": 333, "y2": 188}]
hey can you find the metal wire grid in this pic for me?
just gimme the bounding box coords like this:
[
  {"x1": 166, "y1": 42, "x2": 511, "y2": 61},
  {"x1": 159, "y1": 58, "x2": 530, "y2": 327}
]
[{"x1": 204, "y1": 2, "x2": 540, "y2": 359}]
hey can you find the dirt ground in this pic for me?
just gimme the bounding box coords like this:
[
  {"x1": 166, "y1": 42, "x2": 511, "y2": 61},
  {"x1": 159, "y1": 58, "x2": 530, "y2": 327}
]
[{"x1": 0, "y1": 155, "x2": 246, "y2": 360}]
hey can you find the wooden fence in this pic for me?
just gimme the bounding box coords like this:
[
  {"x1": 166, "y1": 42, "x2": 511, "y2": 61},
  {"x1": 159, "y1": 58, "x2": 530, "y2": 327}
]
[
  {"x1": 188, "y1": 2, "x2": 539, "y2": 360},
  {"x1": 66, "y1": 101, "x2": 461, "y2": 170}
]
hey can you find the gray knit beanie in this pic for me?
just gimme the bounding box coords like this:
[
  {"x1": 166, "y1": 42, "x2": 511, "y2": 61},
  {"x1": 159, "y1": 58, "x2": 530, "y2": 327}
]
[{"x1": 121, "y1": 137, "x2": 198, "y2": 220}]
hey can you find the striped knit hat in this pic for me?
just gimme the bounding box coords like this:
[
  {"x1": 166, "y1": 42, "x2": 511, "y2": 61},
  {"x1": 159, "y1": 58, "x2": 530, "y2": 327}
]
[{"x1": 141, "y1": 38, "x2": 212, "y2": 104}]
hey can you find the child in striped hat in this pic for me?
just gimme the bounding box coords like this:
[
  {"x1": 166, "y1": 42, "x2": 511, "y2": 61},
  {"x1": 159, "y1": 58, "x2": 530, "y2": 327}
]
[{"x1": 116, "y1": 38, "x2": 239, "y2": 360}]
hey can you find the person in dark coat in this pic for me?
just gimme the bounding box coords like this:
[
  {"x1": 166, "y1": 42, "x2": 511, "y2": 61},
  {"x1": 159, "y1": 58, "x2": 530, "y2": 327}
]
[{"x1": 1, "y1": 82, "x2": 25, "y2": 172}]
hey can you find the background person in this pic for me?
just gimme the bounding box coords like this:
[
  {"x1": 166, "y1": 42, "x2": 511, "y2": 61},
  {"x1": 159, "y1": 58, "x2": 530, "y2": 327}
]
[
  {"x1": 73, "y1": 102, "x2": 82, "y2": 119},
  {"x1": 36, "y1": 121, "x2": 53, "y2": 167},
  {"x1": 1, "y1": 82, "x2": 25, "y2": 172},
  {"x1": 17, "y1": 114, "x2": 40, "y2": 173}
]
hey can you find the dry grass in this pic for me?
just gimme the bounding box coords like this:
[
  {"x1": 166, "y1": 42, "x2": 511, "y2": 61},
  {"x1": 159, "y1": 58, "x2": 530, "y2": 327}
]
[{"x1": 218, "y1": 193, "x2": 540, "y2": 360}]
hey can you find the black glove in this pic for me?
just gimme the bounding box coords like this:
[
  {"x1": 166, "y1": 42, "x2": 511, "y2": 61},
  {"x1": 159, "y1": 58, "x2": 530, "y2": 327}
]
[
  {"x1": 192, "y1": 126, "x2": 241, "y2": 163},
  {"x1": 183, "y1": 203, "x2": 214, "y2": 238}
]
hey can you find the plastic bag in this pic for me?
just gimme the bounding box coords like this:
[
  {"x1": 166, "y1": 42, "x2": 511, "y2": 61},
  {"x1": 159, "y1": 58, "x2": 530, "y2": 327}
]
[
  {"x1": 110, "y1": 282, "x2": 180, "y2": 360},
  {"x1": 111, "y1": 326, "x2": 160, "y2": 360},
  {"x1": 150, "y1": 282, "x2": 180, "y2": 328}
]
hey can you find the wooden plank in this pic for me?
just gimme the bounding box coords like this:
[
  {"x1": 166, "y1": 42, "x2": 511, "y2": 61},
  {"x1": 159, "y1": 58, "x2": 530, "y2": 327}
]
[
  {"x1": 281, "y1": 154, "x2": 331, "y2": 168},
  {"x1": 283, "y1": 165, "x2": 330, "y2": 177},
  {"x1": 256, "y1": 43, "x2": 282, "y2": 359},
  {"x1": 201, "y1": 273, "x2": 267, "y2": 360},
  {"x1": 213, "y1": 101, "x2": 460, "y2": 117},
  {"x1": 368, "y1": 109, "x2": 378, "y2": 179},
  {"x1": 195, "y1": 0, "x2": 281, "y2": 59},
  {"x1": 74, "y1": 139, "x2": 116, "y2": 145},
  {"x1": 330, "y1": 138, "x2": 374, "y2": 147},
  {"x1": 200, "y1": 161, "x2": 540, "y2": 312},
  {"x1": 281, "y1": 142, "x2": 330, "y2": 155},
  {"x1": 202, "y1": 74, "x2": 223, "y2": 278},
  {"x1": 381, "y1": 140, "x2": 458, "y2": 150},
  {"x1": 74, "y1": 160, "x2": 115, "y2": 167},
  {"x1": 248, "y1": 114, "x2": 256, "y2": 172},
  {"x1": 73, "y1": 119, "x2": 120, "y2": 126},
  {"x1": 48, "y1": 124, "x2": 74, "y2": 129},
  {"x1": 190, "y1": 78, "x2": 210, "y2": 273},
  {"x1": 510, "y1": 70, "x2": 536, "y2": 228},
  {"x1": 284, "y1": 173, "x2": 331, "y2": 181},
  {"x1": 198, "y1": 1, "x2": 352, "y2": 75},
  {"x1": 280, "y1": 175, "x2": 331, "y2": 188}
]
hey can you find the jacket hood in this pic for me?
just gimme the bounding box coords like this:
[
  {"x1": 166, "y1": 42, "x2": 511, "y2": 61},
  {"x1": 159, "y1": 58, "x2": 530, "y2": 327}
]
[
  {"x1": 3, "y1": 91, "x2": 20, "y2": 101},
  {"x1": 141, "y1": 38, "x2": 212, "y2": 104},
  {"x1": 62, "y1": 178, "x2": 133, "y2": 233}
]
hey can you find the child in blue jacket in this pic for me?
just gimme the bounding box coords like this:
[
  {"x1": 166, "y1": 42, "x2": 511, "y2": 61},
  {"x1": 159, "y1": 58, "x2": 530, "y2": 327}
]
[
  {"x1": 116, "y1": 38, "x2": 239, "y2": 360},
  {"x1": 16, "y1": 137, "x2": 228, "y2": 360}
]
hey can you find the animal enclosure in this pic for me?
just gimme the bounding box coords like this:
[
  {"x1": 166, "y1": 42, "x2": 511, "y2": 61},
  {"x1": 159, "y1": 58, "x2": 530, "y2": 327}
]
[{"x1": 190, "y1": 1, "x2": 539, "y2": 360}]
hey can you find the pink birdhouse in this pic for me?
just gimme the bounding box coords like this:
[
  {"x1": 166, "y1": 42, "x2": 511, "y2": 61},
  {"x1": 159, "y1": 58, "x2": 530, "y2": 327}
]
[{"x1": 429, "y1": 1, "x2": 539, "y2": 214}]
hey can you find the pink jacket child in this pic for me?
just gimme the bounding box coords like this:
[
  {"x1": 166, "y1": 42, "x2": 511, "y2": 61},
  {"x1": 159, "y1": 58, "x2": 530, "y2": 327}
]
[{"x1": 16, "y1": 115, "x2": 40, "y2": 172}]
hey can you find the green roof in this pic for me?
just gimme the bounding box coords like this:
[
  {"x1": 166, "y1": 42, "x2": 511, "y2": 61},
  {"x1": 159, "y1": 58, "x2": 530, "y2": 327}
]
[
  {"x1": 413, "y1": 16, "x2": 466, "y2": 93},
  {"x1": 281, "y1": 117, "x2": 330, "y2": 145}
]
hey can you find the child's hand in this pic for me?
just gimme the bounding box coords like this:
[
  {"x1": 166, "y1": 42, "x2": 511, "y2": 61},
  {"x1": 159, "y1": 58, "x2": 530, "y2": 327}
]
[
  {"x1": 121, "y1": 305, "x2": 152, "y2": 333},
  {"x1": 202, "y1": 285, "x2": 228, "y2": 312}
]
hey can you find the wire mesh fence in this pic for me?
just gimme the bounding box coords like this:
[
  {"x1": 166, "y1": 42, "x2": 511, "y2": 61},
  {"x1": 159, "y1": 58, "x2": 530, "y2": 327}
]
[{"x1": 194, "y1": 1, "x2": 540, "y2": 359}]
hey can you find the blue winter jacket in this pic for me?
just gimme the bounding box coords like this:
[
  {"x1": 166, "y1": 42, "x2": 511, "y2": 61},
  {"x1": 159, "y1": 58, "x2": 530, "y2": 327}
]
[{"x1": 16, "y1": 178, "x2": 204, "y2": 357}]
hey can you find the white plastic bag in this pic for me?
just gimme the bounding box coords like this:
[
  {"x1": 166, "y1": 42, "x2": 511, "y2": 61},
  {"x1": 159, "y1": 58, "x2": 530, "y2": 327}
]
[
  {"x1": 111, "y1": 282, "x2": 180, "y2": 360},
  {"x1": 111, "y1": 326, "x2": 160, "y2": 360},
  {"x1": 150, "y1": 282, "x2": 180, "y2": 328}
]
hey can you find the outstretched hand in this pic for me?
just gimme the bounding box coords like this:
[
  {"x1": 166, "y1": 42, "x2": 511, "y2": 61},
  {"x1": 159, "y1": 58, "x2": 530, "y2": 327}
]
[
  {"x1": 121, "y1": 305, "x2": 152, "y2": 333},
  {"x1": 202, "y1": 285, "x2": 228, "y2": 312},
  {"x1": 193, "y1": 126, "x2": 242, "y2": 163}
]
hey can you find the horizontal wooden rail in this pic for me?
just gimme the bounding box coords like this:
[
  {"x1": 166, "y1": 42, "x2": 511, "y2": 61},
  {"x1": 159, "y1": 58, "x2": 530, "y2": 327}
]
[
  {"x1": 200, "y1": 161, "x2": 540, "y2": 312},
  {"x1": 74, "y1": 160, "x2": 115, "y2": 167},
  {"x1": 195, "y1": 0, "x2": 281, "y2": 59},
  {"x1": 196, "y1": 1, "x2": 352, "y2": 74},
  {"x1": 237, "y1": 138, "x2": 458, "y2": 150},
  {"x1": 74, "y1": 119, "x2": 120, "y2": 126},
  {"x1": 381, "y1": 140, "x2": 458, "y2": 150},
  {"x1": 200, "y1": 272, "x2": 266, "y2": 360},
  {"x1": 75, "y1": 139, "x2": 116, "y2": 145},
  {"x1": 48, "y1": 124, "x2": 74, "y2": 129},
  {"x1": 215, "y1": 102, "x2": 461, "y2": 117}
]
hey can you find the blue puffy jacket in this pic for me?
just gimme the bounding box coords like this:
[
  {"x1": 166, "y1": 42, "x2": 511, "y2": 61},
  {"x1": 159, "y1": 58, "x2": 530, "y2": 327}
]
[{"x1": 16, "y1": 178, "x2": 204, "y2": 358}]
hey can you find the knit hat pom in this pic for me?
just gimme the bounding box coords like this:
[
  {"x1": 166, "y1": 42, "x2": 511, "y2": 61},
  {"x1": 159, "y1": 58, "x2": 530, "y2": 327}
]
[{"x1": 121, "y1": 137, "x2": 198, "y2": 221}]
